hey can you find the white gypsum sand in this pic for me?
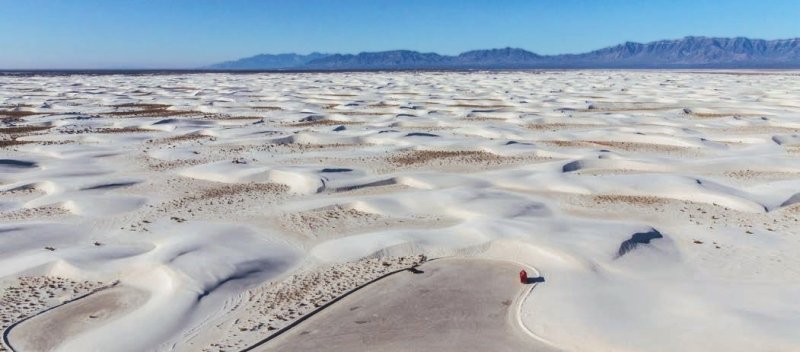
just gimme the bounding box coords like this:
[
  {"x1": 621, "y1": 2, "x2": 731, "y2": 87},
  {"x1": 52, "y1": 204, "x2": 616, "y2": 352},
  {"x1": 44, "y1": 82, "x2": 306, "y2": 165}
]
[{"x1": 0, "y1": 70, "x2": 799, "y2": 351}]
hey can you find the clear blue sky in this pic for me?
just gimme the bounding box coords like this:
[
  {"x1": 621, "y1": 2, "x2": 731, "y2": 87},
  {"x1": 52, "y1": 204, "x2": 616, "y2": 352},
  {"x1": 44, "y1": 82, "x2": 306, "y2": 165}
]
[{"x1": 1, "y1": 0, "x2": 798, "y2": 69}]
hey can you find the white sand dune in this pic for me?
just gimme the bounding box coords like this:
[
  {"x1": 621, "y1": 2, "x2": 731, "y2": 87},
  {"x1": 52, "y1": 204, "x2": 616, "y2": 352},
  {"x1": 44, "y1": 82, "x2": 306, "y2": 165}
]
[{"x1": 1, "y1": 70, "x2": 799, "y2": 351}]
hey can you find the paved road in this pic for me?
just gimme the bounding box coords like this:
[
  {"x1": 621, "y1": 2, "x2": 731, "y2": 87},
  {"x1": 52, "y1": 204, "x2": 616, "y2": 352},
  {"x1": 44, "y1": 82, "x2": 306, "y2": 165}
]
[{"x1": 260, "y1": 258, "x2": 550, "y2": 352}]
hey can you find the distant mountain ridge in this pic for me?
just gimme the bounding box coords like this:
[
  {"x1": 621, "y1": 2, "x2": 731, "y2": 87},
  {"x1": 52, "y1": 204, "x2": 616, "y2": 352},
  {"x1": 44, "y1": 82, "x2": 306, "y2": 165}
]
[
  {"x1": 207, "y1": 37, "x2": 800, "y2": 70},
  {"x1": 208, "y1": 52, "x2": 330, "y2": 70}
]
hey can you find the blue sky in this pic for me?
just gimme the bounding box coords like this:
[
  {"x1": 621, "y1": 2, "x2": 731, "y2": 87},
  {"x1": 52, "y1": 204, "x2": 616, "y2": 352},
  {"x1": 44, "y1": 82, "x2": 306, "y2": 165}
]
[{"x1": 1, "y1": 0, "x2": 798, "y2": 69}]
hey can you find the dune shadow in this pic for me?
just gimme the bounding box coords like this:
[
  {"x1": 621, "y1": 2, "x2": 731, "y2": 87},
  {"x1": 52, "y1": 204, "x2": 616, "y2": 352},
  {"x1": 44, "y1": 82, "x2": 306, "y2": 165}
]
[
  {"x1": 525, "y1": 276, "x2": 545, "y2": 284},
  {"x1": 617, "y1": 228, "x2": 663, "y2": 258}
]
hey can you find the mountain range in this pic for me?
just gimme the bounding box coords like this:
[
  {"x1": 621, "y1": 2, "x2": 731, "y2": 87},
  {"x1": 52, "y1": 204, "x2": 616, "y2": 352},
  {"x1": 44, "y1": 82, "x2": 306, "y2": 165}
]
[{"x1": 207, "y1": 37, "x2": 800, "y2": 70}]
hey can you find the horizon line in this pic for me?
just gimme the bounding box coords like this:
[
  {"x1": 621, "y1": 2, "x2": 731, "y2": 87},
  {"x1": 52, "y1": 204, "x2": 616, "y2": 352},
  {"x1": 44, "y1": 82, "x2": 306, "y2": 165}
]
[{"x1": 4, "y1": 35, "x2": 800, "y2": 71}]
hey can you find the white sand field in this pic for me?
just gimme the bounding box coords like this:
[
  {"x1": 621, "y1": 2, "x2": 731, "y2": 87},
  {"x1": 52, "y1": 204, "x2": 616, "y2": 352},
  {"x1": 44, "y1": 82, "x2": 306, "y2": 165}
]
[{"x1": 1, "y1": 70, "x2": 799, "y2": 351}]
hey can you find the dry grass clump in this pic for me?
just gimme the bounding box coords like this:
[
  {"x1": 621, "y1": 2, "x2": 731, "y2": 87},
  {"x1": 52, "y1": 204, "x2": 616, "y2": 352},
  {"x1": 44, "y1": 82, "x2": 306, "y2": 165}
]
[
  {"x1": 724, "y1": 169, "x2": 800, "y2": 181},
  {"x1": 541, "y1": 140, "x2": 689, "y2": 153},
  {"x1": 197, "y1": 183, "x2": 289, "y2": 199},
  {"x1": 584, "y1": 106, "x2": 672, "y2": 112},
  {"x1": 725, "y1": 170, "x2": 755, "y2": 179},
  {"x1": 145, "y1": 158, "x2": 207, "y2": 171},
  {"x1": 0, "y1": 139, "x2": 32, "y2": 148},
  {"x1": 688, "y1": 111, "x2": 762, "y2": 119},
  {"x1": 449, "y1": 103, "x2": 512, "y2": 108},
  {"x1": 592, "y1": 194, "x2": 668, "y2": 206},
  {"x1": 164, "y1": 134, "x2": 210, "y2": 142},
  {"x1": 717, "y1": 125, "x2": 800, "y2": 134},
  {"x1": 587, "y1": 140, "x2": 689, "y2": 153},
  {"x1": 147, "y1": 134, "x2": 212, "y2": 145},
  {"x1": 389, "y1": 150, "x2": 504, "y2": 166},
  {"x1": 104, "y1": 103, "x2": 199, "y2": 117},
  {"x1": 282, "y1": 205, "x2": 381, "y2": 235},
  {"x1": 0, "y1": 124, "x2": 53, "y2": 147},
  {"x1": 0, "y1": 125, "x2": 52, "y2": 135},
  {"x1": 0, "y1": 110, "x2": 40, "y2": 119},
  {"x1": 203, "y1": 114, "x2": 263, "y2": 120},
  {"x1": 330, "y1": 110, "x2": 388, "y2": 116},
  {"x1": 250, "y1": 105, "x2": 283, "y2": 111},
  {"x1": 0, "y1": 124, "x2": 62, "y2": 148},
  {"x1": 0, "y1": 205, "x2": 70, "y2": 221},
  {"x1": 0, "y1": 104, "x2": 34, "y2": 109},
  {"x1": 462, "y1": 116, "x2": 507, "y2": 122},
  {"x1": 318, "y1": 93, "x2": 358, "y2": 97},
  {"x1": 92, "y1": 127, "x2": 156, "y2": 134},
  {"x1": 540, "y1": 140, "x2": 593, "y2": 148},
  {"x1": 220, "y1": 142, "x2": 365, "y2": 155},
  {"x1": 289, "y1": 119, "x2": 359, "y2": 127},
  {"x1": 151, "y1": 182, "x2": 290, "y2": 218},
  {"x1": 526, "y1": 123, "x2": 601, "y2": 131}
]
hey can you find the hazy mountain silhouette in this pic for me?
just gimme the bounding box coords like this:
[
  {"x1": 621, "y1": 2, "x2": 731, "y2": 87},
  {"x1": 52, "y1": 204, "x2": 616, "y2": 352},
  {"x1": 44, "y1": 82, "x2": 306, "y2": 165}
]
[
  {"x1": 208, "y1": 37, "x2": 800, "y2": 70},
  {"x1": 208, "y1": 52, "x2": 330, "y2": 70}
]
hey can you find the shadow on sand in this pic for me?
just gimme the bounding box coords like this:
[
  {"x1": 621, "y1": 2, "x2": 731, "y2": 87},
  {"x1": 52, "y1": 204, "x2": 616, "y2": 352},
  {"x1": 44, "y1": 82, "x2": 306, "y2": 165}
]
[{"x1": 525, "y1": 276, "x2": 545, "y2": 284}]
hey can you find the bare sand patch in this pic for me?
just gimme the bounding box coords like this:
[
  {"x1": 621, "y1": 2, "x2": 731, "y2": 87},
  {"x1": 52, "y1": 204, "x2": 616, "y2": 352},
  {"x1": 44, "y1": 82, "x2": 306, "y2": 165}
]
[
  {"x1": 6, "y1": 286, "x2": 148, "y2": 352},
  {"x1": 1, "y1": 277, "x2": 105, "y2": 352}
]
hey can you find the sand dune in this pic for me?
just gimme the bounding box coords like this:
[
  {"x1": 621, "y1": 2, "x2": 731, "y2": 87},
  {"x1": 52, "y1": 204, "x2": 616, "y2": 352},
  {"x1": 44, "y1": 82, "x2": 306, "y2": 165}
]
[{"x1": 1, "y1": 70, "x2": 799, "y2": 351}]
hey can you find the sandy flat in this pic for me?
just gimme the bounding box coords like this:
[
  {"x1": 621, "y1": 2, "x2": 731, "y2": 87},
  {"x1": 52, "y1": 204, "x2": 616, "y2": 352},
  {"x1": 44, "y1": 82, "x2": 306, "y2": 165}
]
[
  {"x1": 260, "y1": 258, "x2": 550, "y2": 352},
  {"x1": 6, "y1": 286, "x2": 148, "y2": 352}
]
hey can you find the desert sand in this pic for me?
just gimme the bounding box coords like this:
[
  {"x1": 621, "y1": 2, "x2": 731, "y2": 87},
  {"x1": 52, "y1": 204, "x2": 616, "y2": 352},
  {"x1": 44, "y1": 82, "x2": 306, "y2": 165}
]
[{"x1": 1, "y1": 70, "x2": 799, "y2": 351}]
